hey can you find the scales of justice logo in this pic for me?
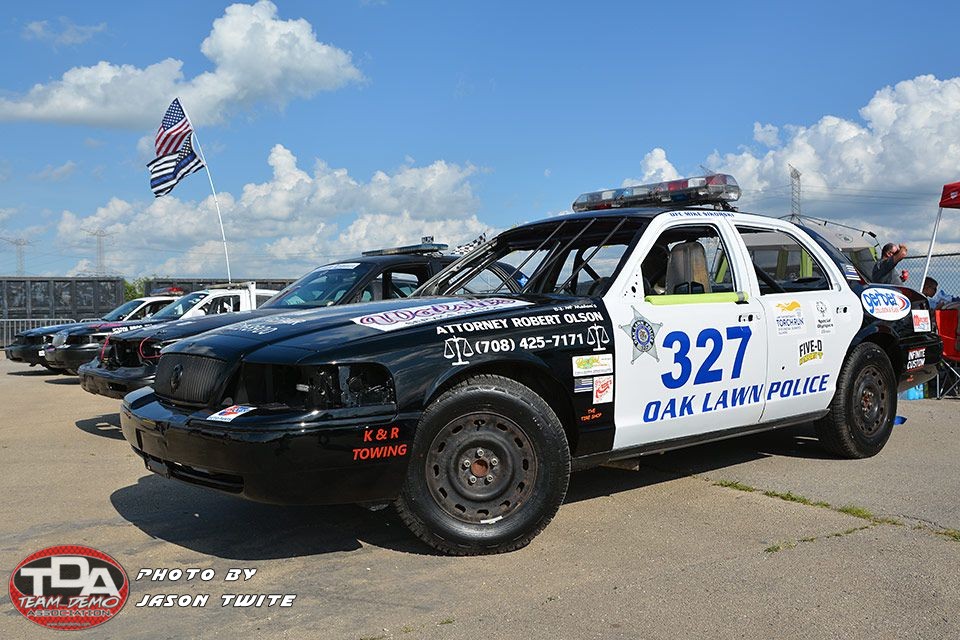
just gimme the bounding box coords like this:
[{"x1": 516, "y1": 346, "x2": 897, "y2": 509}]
[
  {"x1": 443, "y1": 336, "x2": 474, "y2": 366},
  {"x1": 620, "y1": 307, "x2": 661, "y2": 363},
  {"x1": 586, "y1": 324, "x2": 611, "y2": 352}
]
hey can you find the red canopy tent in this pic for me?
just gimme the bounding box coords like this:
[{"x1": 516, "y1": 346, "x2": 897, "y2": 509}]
[{"x1": 920, "y1": 181, "x2": 960, "y2": 286}]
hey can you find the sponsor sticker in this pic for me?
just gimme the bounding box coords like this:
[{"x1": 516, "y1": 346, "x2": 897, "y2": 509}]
[
  {"x1": 798, "y1": 338, "x2": 824, "y2": 366},
  {"x1": 907, "y1": 348, "x2": 925, "y2": 371},
  {"x1": 225, "y1": 315, "x2": 312, "y2": 336},
  {"x1": 316, "y1": 262, "x2": 360, "y2": 271},
  {"x1": 207, "y1": 405, "x2": 256, "y2": 422},
  {"x1": 572, "y1": 354, "x2": 613, "y2": 376},
  {"x1": 814, "y1": 300, "x2": 835, "y2": 335},
  {"x1": 10, "y1": 545, "x2": 129, "y2": 631},
  {"x1": 38, "y1": 349, "x2": 45, "y2": 357},
  {"x1": 912, "y1": 309, "x2": 931, "y2": 332},
  {"x1": 593, "y1": 375, "x2": 614, "y2": 404},
  {"x1": 620, "y1": 307, "x2": 661, "y2": 362},
  {"x1": 574, "y1": 378, "x2": 593, "y2": 393},
  {"x1": 354, "y1": 298, "x2": 530, "y2": 332},
  {"x1": 774, "y1": 300, "x2": 805, "y2": 335},
  {"x1": 860, "y1": 288, "x2": 911, "y2": 321}
]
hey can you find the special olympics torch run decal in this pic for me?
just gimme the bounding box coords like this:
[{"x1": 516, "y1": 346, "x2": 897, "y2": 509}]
[
  {"x1": 352, "y1": 298, "x2": 530, "y2": 332},
  {"x1": 9, "y1": 545, "x2": 129, "y2": 631}
]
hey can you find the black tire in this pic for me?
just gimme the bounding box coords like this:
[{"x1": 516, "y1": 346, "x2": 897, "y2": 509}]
[
  {"x1": 395, "y1": 374, "x2": 570, "y2": 555},
  {"x1": 815, "y1": 342, "x2": 896, "y2": 458}
]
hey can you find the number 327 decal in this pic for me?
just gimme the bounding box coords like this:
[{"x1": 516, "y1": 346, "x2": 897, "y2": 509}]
[{"x1": 660, "y1": 326, "x2": 752, "y2": 389}]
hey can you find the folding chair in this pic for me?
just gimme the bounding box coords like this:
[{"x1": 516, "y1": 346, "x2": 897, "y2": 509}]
[{"x1": 935, "y1": 309, "x2": 960, "y2": 399}]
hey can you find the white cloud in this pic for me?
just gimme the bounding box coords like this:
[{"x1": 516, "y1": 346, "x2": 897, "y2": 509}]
[
  {"x1": 32, "y1": 161, "x2": 77, "y2": 182},
  {"x1": 22, "y1": 17, "x2": 106, "y2": 46},
  {"x1": 634, "y1": 75, "x2": 960, "y2": 252},
  {"x1": 1, "y1": 1, "x2": 363, "y2": 128},
  {"x1": 622, "y1": 147, "x2": 680, "y2": 186},
  {"x1": 55, "y1": 148, "x2": 490, "y2": 277},
  {"x1": 752, "y1": 122, "x2": 780, "y2": 147}
]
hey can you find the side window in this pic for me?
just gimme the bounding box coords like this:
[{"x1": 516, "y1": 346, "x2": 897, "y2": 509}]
[
  {"x1": 146, "y1": 301, "x2": 169, "y2": 316},
  {"x1": 358, "y1": 266, "x2": 430, "y2": 302},
  {"x1": 642, "y1": 225, "x2": 736, "y2": 298},
  {"x1": 452, "y1": 267, "x2": 514, "y2": 295},
  {"x1": 207, "y1": 295, "x2": 240, "y2": 314},
  {"x1": 737, "y1": 227, "x2": 830, "y2": 294}
]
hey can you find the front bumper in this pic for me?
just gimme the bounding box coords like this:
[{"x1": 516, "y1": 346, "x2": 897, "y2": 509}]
[
  {"x1": 4, "y1": 344, "x2": 49, "y2": 366},
  {"x1": 45, "y1": 344, "x2": 100, "y2": 371},
  {"x1": 120, "y1": 389, "x2": 417, "y2": 505},
  {"x1": 79, "y1": 362, "x2": 154, "y2": 399}
]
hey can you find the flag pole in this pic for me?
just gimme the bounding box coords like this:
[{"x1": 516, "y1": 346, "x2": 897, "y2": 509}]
[
  {"x1": 176, "y1": 99, "x2": 232, "y2": 283},
  {"x1": 920, "y1": 207, "x2": 942, "y2": 289}
]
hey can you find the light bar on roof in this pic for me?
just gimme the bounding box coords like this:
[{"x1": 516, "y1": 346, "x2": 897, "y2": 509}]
[{"x1": 572, "y1": 173, "x2": 741, "y2": 213}]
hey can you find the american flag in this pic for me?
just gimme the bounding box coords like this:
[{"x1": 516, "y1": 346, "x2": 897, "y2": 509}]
[
  {"x1": 155, "y1": 99, "x2": 192, "y2": 156},
  {"x1": 147, "y1": 135, "x2": 204, "y2": 197}
]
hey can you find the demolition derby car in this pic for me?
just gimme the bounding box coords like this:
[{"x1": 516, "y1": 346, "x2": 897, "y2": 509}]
[
  {"x1": 80, "y1": 244, "x2": 519, "y2": 398},
  {"x1": 120, "y1": 174, "x2": 942, "y2": 555},
  {"x1": 3, "y1": 295, "x2": 178, "y2": 371},
  {"x1": 43, "y1": 283, "x2": 278, "y2": 374}
]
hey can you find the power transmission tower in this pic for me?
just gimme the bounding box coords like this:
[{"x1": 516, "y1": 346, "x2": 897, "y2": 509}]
[
  {"x1": 84, "y1": 228, "x2": 114, "y2": 276},
  {"x1": 1, "y1": 237, "x2": 29, "y2": 275},
  {"x1": 788, "y1": 164, "x2": 802, "y2": 221}
]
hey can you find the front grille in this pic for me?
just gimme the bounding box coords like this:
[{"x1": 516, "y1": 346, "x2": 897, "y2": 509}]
[{"x1": 155, "y1": 353, "x2": 231, "y2": 407}]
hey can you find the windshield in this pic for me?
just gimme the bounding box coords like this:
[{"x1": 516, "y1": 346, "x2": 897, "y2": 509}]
[
  {"x1": 263, "y1": 262, "x2": 373, "y2": 308},
  {"x1": 152, "y1": 292, "x2": 209, "y2": 320},
  {"x1": 419, "y1": 216, "x2": 647, "y2": 297},
  {"x1": 101, "y1": 299, "x2": 143, "y2": 322}
]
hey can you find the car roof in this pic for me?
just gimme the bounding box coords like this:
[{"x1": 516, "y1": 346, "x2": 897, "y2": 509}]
[{"x1": 327, "y1": 254, "x2": 456, "y2": 267}]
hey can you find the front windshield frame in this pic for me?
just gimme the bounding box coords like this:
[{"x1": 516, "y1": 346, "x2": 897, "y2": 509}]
[
  {"x1": 151, "y1": 292, "x2": 209, "y2": 320},
  {"x1": 262, "y1": 262, "x2": 375, "y2": 309},
  {"x1": 417, "y1": 215, "x2": 649, "y2": 298},
  {"x1": 101, "y1": 299, "x2": 143, "y2": 322}
]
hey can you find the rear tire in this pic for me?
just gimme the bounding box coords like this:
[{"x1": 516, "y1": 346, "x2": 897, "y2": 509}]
[
  {"x1": 815, "y1": 342, "x2": 896, "y2": 458},
  {"x1": 395, "y1": 375, "x2": 570, "y2": 555}
]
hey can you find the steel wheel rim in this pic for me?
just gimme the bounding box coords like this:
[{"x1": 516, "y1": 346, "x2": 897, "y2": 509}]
[
  {"x1": 854, "y1": 364, "x2": 887, "y2": 437},
  {"x1": 424, "y1": 411, "x2": 537, "y2": 525}
]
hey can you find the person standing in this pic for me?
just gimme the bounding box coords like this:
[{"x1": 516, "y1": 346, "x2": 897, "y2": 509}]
[{"x1": 871, "y1": 243, "x2": 909, "y2": 284}]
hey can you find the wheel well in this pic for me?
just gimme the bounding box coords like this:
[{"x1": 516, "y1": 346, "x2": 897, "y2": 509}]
[
  {"x1": 428, "y1": 362, "x2": 579, "y2": 453},
  {"x1": 856, "y1": 331, "x2": 903, "y2": 376}
]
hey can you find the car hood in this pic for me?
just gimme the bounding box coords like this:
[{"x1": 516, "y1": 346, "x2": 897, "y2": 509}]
[
  {"x1": 168, "y1": 295, "x2": 571, "y2": 362},
  {"x1": 54, "y1": 318, "x2": 169, "y2": 337},
  {"x1": 19, "y1": 322, "x2": 91, "y2": 337},
  {"x1": 115, "y1": 308, "x2": 287, "y2": 342}
]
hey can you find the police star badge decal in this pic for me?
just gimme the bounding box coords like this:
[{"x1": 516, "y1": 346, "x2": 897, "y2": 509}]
[{"x1": 621, "y1": 307, "x2": 661, "y2": 363}]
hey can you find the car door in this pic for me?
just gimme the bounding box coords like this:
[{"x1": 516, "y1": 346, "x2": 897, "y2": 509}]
[
  {"x1": 606, "y1": 215, "x2": 768, "y2": 450},
  {"x1": 735, "y1": 223, "x2": 861, "y2": 422}
]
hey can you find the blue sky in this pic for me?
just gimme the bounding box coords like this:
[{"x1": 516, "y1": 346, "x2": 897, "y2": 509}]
[{"x1": 1, "y1": 1, "x2": 958, "y2": 278}]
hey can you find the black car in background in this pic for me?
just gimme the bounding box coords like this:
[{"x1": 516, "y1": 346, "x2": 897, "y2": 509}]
[
  {"x1": 3, "y1": 295, "x2": 178, "y2": 371},
  {"x1": 80, "y1": 243, "x2": 518, "y2": 399}
]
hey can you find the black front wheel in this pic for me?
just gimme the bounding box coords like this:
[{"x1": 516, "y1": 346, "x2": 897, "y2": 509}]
[
  {"x1": 815, "y1": 342, "x2": 896, "y2": 458},
  {"x1": 395, "y1": 375, "x2": 570, "y2": 555}
]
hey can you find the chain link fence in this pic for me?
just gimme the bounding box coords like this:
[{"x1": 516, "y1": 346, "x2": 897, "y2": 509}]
[{"x1": 900, "y1": 252, "x2": 960, "y2": 299}]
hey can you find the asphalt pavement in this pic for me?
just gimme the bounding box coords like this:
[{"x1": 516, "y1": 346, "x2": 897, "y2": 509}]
[{"x1": 0, "y1": 356, "x2": 957, "y2": 640}]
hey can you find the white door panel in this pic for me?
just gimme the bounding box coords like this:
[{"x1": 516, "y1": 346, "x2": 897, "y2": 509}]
[
  {"x1": 610, "y1": 300, "x2": 767, "y2": 449},
  {"x1": 758, "y1": 289, "x2": 861, "y2": 421}
]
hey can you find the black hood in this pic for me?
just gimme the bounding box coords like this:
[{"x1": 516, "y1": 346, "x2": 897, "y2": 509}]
[
  {"x1": 115, "y1": 308, "x2": 286, "y2": 342},
  {"x1": 168, "y1": 295, "x2": 564, "y2": 363}
]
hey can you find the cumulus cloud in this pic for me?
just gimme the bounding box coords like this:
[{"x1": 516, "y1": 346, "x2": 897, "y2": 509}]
[
  {"x1": 32, "y1": 161, "x2": 77, "y2": 182},
  {"x1": 1, "y1": 1, "x2": 363, "y2": 128},
  {"x1": 23, "y1": 17, "x2": 106, "y2": 46},
  {"x1": 633, "y1": 75, "x2": 960, "y2": 253},
  {"x1": 752, "y1": 122, "x2": 780, "y2": 147},
  {"x1": 55, "y1": 148, "x2": 490, "y2": 277},
  {"x1": 622, "y1": 148, "x2": 680, "y2": 186}
]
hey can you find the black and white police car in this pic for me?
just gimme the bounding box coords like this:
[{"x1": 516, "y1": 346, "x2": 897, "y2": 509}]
[{"x1": 120, "y1": 174, "x2": 942, "y2": 555}]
